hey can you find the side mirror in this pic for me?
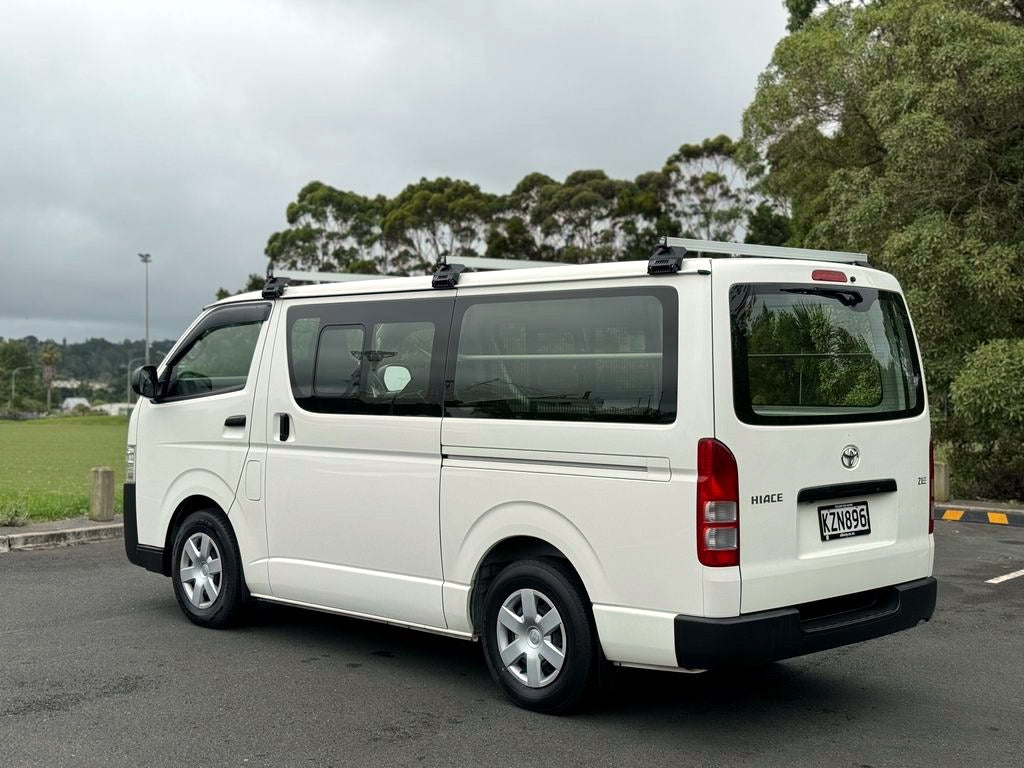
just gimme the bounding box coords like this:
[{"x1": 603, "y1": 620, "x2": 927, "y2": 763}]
[
  {"x1": 381, "y1": 365, "x2": 411, "y2": 392},
  {"x1": 131, "y1": 365, "x2": 159, "y2": 399}
]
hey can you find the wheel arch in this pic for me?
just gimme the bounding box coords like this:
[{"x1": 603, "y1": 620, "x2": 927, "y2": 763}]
[
  {"x1": 447, "y1": 500, "x2": 606, "y2": 635},
  {"x1": 469, "y1": 535, "x2": 592, "y2": 636},
  {"x1": 161, "y1": 495, "x2": 230, "y2": 576}
]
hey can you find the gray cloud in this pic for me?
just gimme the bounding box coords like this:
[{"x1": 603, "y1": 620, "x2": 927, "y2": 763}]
[{"x1": 0, "y1": 0, "x2": 786, "y2": 343}]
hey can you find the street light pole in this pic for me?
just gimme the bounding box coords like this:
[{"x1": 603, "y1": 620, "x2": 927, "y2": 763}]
[{"x1": 138, "y1": 253, "x2": 152, "y2": 366}]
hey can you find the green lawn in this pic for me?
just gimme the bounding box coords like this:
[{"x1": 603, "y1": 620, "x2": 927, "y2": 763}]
[{"x1": 0, "y1": 415, "x2": 129, "y2": 524}]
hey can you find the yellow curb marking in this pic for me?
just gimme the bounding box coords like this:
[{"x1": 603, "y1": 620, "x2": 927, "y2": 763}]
[
  {"x1": 987, "y1": 512, "x2": 1009, "y2": 525},
  {"x1": 942, "y1": 510, "x2": 964, "y2": 521}
]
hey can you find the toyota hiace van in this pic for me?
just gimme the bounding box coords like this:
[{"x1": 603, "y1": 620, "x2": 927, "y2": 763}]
[{"x1": 124, "y1": 238, "x2": 936, "y2": 712}]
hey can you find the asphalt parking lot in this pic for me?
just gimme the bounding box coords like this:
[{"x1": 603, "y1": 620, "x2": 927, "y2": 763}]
[{"x1": 1, "y1": 521, "x2": 1021, "y2": 768}]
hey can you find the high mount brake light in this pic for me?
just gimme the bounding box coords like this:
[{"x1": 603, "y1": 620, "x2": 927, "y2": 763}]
[
  {"x1": 697, "y1": 438, "x2": 739, "y2": 567},
  {"x1": 811, "y1": 269, "x2": 848, "y2": 283}
]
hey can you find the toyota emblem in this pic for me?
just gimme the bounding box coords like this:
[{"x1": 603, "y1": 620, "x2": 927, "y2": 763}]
[{"x1": 841, "y1": 445, "x2": 860, "y2": 470}]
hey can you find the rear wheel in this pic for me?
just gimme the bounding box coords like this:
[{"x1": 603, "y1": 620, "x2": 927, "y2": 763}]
[
  {"x1": 481, "y1": 559, "x2": 597, "y2": 713},
  {"x1": 171, "y1": 509, "x2": 246, "y2": 628}
]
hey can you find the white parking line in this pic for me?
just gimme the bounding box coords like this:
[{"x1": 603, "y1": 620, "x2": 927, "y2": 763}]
[{"x1": 986, "y1": 568, "x2": 1024, "y2": 585}]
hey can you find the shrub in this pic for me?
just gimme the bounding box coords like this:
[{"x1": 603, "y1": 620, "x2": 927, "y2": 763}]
[
  {"x1": 948, "y1": 339, "x2": 1024, "y2": 501},
  {"x1": 0, "y1": 496, "x2": 29, "y2": 527}
]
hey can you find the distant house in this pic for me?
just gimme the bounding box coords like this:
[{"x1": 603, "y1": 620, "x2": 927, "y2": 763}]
[
  {"x1": 95, "y1": 402, "x2": 132, "y2": 417},
  {"x1": 61, "y1": 397, "x2": 91, "y2": 411}
]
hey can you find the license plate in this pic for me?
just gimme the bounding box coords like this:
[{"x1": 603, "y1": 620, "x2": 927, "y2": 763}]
[{"x1": 818, "y1": 501, "x2": 871, "y2": 542}]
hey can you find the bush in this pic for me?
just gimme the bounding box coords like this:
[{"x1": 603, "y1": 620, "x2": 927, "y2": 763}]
[
  {"x1": 948, "y1": 339, "x2": 1024, "y2": 501},
  {"x1": 0, "y1": 496, "x2": 29, "y2": 527}
]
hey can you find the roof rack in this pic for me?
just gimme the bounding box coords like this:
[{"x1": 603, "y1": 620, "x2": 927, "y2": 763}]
[
  {"x1": 656, "y1": 237, "x2": 870, "y2": 266},
  {"x1": 258, "y1": 238, "x2": 870, "y2": 298},
  {"x1": 263, "y1": 255, "x2": 558, "y2": 294}
]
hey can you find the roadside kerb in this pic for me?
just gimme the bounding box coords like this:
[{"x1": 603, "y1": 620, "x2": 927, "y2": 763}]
[
  {"x1": 934, "y1": 502, "x2": 1024, "y2": 528},
  {"x1": 0, "y1": 522, "x2": 123, "y2": 553}
]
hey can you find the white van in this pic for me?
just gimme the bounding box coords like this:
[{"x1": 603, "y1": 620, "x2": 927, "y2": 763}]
[{"x1": 124, "y1": 238, "x2": 936, "y2": 712}]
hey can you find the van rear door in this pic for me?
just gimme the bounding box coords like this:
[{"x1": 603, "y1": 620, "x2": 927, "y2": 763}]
[{"x1": 711, "y1": 260, "x2": 933, "y2": 614}]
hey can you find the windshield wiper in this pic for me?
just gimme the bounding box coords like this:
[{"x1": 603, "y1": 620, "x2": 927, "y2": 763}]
[{"x1": 782, "y1": 287, "x2": 863, "y2": 307}]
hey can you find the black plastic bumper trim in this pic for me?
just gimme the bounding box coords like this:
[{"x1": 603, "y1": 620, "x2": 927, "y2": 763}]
[
  {"x1": 122, "y1": 483, "x2": 167, "y2": 575},
  {"x1": 674, "y1": 577, "x2": 936, "y2": 668},
  {"x1": 797, "y1": 478, "x2": 897, "y2": 504},
  {"x1": 123, "y1": 483, "x2": 139, "y2": 563},
  {"x1": 136, "y1": 544, "x2": 166, "y2": 574}
]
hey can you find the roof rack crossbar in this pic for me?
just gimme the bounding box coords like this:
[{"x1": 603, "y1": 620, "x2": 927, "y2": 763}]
[
  {"x1": 661, "y1": 237, "x2": 869, "y2": 266},
  {"x1": 271, "y1": 255, "x2": 554, "y2": 286},
  {"x1": 448, "y1": 255, "x2": 552, "y2": 270},
  {"x1": 273, "y1": 269, "x2": 395, "y2": 283}
]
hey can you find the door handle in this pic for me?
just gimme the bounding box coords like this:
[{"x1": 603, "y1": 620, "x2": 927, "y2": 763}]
[
  {"x1": 224, "y1": 415, "x2": 246, "y2": 428},
  {"x1": 279, "y1": 413, "x2": 290, "y2": 442}
]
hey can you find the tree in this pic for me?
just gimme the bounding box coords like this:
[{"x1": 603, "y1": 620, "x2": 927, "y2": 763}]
[
  {"x1": 264, "y1": 181, "x2": 384, "y2": 274},
  {"x1": 529, "y1": 170, "x2": 625, "y2": 262},
  {"x1": 949, "y1": 339, "x2": 1024, "y2": 499},
  {"x1": 784, "y1": 1, "x2": 870, "y2": 32},
  {"x1": 485, "y1": 172, "x2": 556, "y2": 262},
  {"x1": 744, "y1": 0, "x2": 1024, "y2": 496},
  {"x1": 381, "y1": 177, "x2": 494, "y2": 272},
  {"x1": 664, "y1": 135, "x2": 752, "y2": 242},
  {"x1": 745, "y1": 202, "x2": 792, "y2": 246},
  {"x1": 614, "y1": 170, "x2": 678, "y2": 261},
  {"x1": 0, "y1": 340, "x2": 31, "y2": 373},
  {"x1": 263, "y1": 136, "x2": 762, "y2": 283}
]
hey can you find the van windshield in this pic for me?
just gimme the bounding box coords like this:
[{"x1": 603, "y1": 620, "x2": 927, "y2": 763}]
[{"x1": 729, "y1": 283, "x2": 924, "y2": 425}]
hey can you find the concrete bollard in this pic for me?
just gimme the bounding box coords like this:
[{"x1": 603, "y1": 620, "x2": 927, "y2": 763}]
[
  {"x1": 89, "y1": 467, "x2": 115, "y2": 522},
  {"x1": 934, "y1": 461, "x2": 950, "y2": 503}
]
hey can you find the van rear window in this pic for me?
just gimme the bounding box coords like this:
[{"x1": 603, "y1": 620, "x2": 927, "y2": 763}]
[{"x1": 729, "y1": 283, "x2": 924, "y2": 425}]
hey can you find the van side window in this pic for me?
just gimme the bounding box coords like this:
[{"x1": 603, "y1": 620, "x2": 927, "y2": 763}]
[
  {"x1": 163, "y1": 308, "x2": 268, "y2": 400},
  {"x1": 287, "y1": 299, "x2": 452, "y2": 417},
  {"x1": 313, "y1": 325, "x2": 365, "y2": 397},
  {"x1": 447, "y1": 288, "x2": 677, "y2": 423}
]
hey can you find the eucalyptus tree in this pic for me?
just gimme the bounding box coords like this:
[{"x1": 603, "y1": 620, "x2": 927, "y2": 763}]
[
  {"x1": 381, "y1": 177, "x2": 494, "y2": 273},
  {"x1": 664, "y1": 134, "x2": 752, "y2": 242}
]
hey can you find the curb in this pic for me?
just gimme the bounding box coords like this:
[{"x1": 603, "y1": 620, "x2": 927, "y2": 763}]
[
  {"x1": 0, "y1": 523, "x2": 123, "y2": 553},
  {"x1": 934, "y1": 504, "x2": 1024, "y2": 528}
]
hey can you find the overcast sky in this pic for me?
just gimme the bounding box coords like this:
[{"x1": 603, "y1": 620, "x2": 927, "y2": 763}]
[{"x1": 0, "y1": 0, "x2": 788, "y2": 344}]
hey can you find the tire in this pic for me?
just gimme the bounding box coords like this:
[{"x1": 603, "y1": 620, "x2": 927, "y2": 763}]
[
  {"x1": 481, "y1": 559, "x2": 597, "y2": 714},
  {"x1": 170, "y1": 509, "x2": 246, "y2": 628}
]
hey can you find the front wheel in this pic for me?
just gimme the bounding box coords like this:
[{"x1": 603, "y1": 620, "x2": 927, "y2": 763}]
[
  {"x1": 481, "y1": 559, "x2": 597, "y2": 713},
  {"x1": 171, "y1": 509, "x2": 246, "y2": 628}
]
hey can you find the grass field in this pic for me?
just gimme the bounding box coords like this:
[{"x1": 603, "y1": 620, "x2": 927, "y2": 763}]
[{"x1": 0, "y1": 415, "x2": 129, "y2": 524}]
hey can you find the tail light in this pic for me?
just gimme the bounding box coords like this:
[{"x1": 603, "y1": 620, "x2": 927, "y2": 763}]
[
  {"x1": 697, "y1": 438, "x2": 739, "y2": 567},
  {"x1": 928, "y1": 441, "x2": 935, "y2": 534}
]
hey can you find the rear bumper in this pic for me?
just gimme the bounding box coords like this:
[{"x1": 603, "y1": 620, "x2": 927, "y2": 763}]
[
  {"x1": 675, "y1": 577, "x2": 937, "y2": 668},
  {"x1": 122, "y1": 483, "x2": 167, "y2": 575}
]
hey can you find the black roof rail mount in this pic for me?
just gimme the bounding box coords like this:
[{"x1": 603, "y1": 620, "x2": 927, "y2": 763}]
[
  {"x1": 262, "y1": 275, "x2": 290, "y2": 299},
  {"x1": 648, "y1": 243, "x2": 688, "y2": 275},
  {"x1": 432, "y1": 263, "x2": 465, "y2": 289}
]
